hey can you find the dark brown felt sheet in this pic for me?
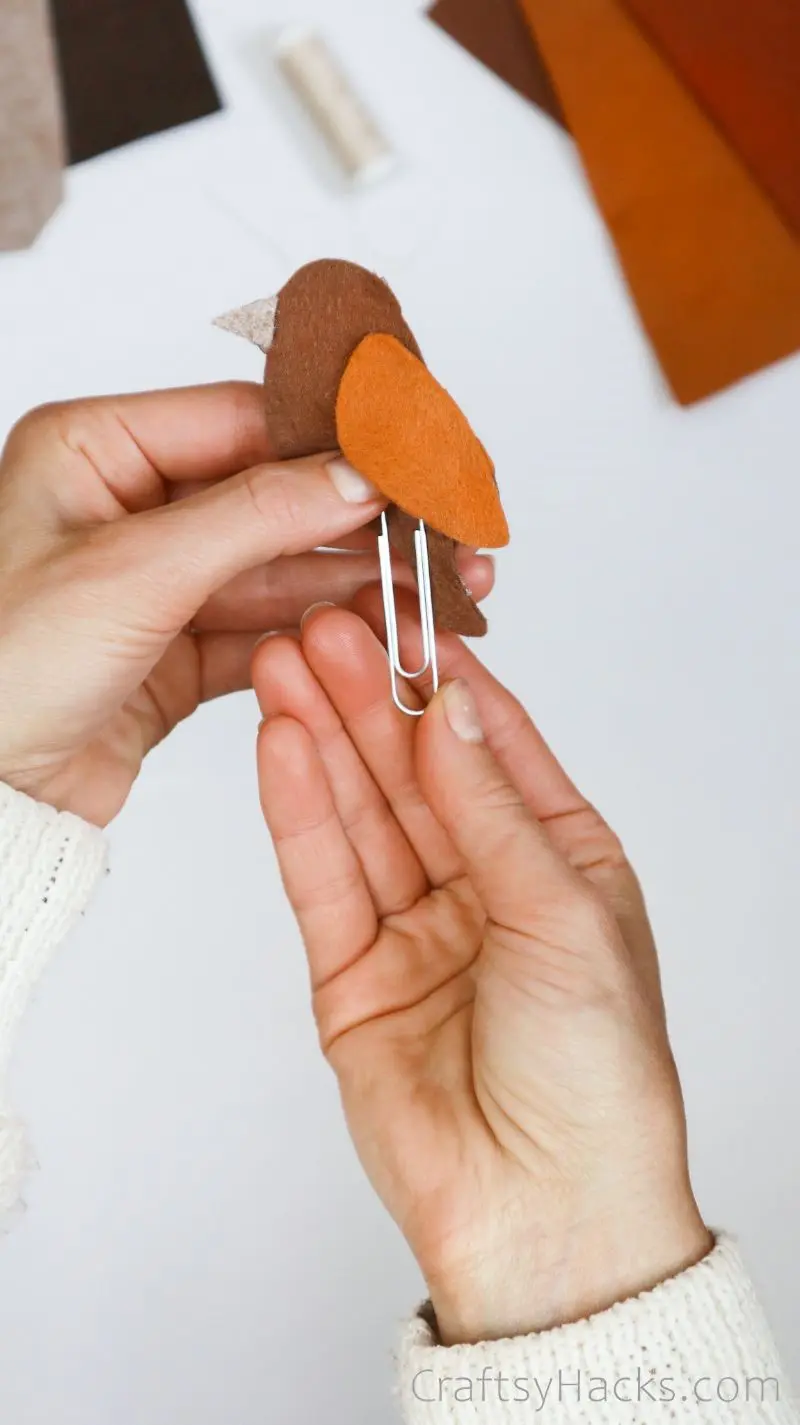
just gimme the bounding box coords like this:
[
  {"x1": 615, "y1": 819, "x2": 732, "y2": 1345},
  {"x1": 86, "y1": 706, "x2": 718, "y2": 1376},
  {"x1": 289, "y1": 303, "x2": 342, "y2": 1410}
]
[{"x1": 51, "y1": 0, "x2": 222, "y2": 165}]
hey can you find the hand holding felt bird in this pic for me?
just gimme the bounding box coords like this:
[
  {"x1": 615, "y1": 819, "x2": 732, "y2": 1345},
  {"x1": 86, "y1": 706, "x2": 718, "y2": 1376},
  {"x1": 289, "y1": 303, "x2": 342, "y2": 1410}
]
[{"x1": 215, "y1": 259, "x2": 508, "y2": 636}]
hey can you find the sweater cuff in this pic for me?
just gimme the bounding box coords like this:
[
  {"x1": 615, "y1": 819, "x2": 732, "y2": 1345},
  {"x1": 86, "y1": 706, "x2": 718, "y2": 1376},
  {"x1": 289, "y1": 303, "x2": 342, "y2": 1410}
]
[
  {"x1": 398, "y1": 1236, "x2": 795, "y2": 1423},
  {"x1": 0, "y1": 782, "x2": 108, "y2": 1213}
]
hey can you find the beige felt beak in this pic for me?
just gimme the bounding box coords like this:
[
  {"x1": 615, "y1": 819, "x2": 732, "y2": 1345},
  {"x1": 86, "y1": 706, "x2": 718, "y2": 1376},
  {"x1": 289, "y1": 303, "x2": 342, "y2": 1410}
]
[{"x1": 213, "y1": 295, "x2": 278, "y2": 353}]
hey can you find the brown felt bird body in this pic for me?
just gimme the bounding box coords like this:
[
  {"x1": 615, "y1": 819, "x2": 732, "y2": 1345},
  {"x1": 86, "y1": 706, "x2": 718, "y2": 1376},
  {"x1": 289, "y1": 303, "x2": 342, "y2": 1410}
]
[{"x1": 215, "y1": 259, "x2": 509, "y2": 635}]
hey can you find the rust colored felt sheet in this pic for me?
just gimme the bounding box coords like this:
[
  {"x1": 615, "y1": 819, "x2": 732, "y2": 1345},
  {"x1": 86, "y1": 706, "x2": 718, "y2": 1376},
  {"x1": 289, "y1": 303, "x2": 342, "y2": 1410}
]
[
  {"x1": 336, "y1": 334, "x2": 508, "y2": 549},
  {"x1": 517, "y1": 0, "x2": 800, "y2": 404},
  {"x1": 621, "y1": 0, "x2": 800, "y2": 235},
  {"x1": 428, "y1": 0, "x2": 565, "y2": 127}
]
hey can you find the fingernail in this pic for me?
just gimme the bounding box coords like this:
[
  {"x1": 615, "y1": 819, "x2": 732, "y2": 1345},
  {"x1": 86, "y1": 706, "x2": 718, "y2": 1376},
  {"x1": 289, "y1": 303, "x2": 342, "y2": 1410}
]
[
  {"x1": 457, "y1": 549, "x2": 495, "y2": 571},
  {"x1": 457, "y1": 553, "x2": 495, "y2": 598},
  {"x1": 253, "y1": 629, "x2": 288, "y2": 648},
  {"x1": 442, "y1": 679, "x2": 484, "y2": 744},
  {"x1": 301, "y1": 600, "x2": 336, "y2": 630},
  {"x1": 327, "y1": 457, "x2": 380, "y2": 503}
]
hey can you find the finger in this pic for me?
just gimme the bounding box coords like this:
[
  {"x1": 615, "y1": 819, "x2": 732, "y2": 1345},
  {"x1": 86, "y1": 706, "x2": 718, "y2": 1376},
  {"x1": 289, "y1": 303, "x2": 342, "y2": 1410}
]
[
  {"x1": 320, "y1": 536, "x2": 495, "y2": 585},
  {"x1": 196, "y1": 550, "x2": 408, "y2": 632},
  {"x1": 253, "y1": 634, "x2": 428, "y2": 915},
  {"x1": 299, "y1": 606, "x2": 463, "y2": 888},
  {"x1": 352, "y1": 584, "x2": 586, "y2": 822},
  {"x1": 354, "y1": 583, "x2": 648, "y2": 924},
  {"x1": 0, "y1": 457, "x2": 384, "y2": 763},
  {"x1": 196, "y1": 631, "x2": 262, "y2": 702},
  {"x1": 2, "y1": 383, "x2": 273, "y2": 526},
  {"x1": 165, "y1": 494, "x2": 486, "y2": 575},
  {"x1": 170, "y1": 492, "x2": 379, "y2": 547},
  {"x1": 129, "y1": 632, "x2": 263, "y2": 757},
  {"x1": 416, "y1": 681, "x2": 581, "y2": 935},
  {"x1": 193, "y1": 548, "x2": 496, "y2": 632},
  {"x1": 257, "y1": 715, "x2": 378, "y2": 989},
  {"x1": 88, "y1": 455, "x2": 385, "y2": 646},
  {"x1": 359, "y1": 587, "x2": 658, "y2": 989}
]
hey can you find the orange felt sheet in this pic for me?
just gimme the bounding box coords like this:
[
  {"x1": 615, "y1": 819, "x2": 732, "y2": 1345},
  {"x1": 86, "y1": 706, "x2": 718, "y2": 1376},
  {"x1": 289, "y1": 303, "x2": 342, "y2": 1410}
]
[
  {"x1": 517, "y1": 0, "x2": 800, "y2": 404},
  {"x1": 336, "y1": 334, "x2": 509, "y2": 548}
]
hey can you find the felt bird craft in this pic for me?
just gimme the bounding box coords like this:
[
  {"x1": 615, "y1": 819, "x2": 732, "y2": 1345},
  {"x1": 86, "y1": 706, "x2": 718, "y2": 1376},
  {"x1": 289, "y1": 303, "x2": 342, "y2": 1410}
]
[{"x1": 214, "y1": 258, "x2": 509, "y2": 635}]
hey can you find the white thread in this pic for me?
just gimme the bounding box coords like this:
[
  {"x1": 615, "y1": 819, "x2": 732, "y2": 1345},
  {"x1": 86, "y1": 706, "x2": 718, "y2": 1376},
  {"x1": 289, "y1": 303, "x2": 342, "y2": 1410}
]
[{"x1": 276, "y1": 28, "x2": 396, "y2": 185}]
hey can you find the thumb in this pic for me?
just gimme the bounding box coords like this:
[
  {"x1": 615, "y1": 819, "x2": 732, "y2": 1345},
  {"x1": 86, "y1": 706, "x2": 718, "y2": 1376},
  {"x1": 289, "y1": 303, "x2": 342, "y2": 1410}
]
[
  {"x1": 416, "y1": 679, "x2": 578, "y2": 930},
  {"x1": 98, "y1": 453, "x2": 383, "y2": 629}
]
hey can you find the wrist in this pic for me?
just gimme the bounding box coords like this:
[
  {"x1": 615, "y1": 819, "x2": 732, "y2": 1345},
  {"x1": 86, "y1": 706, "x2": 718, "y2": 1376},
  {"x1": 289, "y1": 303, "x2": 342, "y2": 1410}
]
[{"x1": 426, "y1": 1194, "x2": 712, "y2": 1346}]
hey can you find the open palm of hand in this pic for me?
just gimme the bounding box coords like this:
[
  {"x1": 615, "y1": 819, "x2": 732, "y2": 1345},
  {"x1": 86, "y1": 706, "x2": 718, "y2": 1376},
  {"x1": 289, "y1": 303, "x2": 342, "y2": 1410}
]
[{"x1": 255, "y1": 589, "x2": 711, "y2": 1345}]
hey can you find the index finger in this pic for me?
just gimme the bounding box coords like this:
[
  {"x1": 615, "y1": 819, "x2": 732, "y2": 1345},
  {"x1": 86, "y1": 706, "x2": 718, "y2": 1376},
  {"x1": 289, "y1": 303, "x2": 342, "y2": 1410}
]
[
  {"x1": 2, "y1": 382, "x2": 274, "y2": 522},
  {"x1": 351, "y1": 584, "x2": 587, "y2": 825}
]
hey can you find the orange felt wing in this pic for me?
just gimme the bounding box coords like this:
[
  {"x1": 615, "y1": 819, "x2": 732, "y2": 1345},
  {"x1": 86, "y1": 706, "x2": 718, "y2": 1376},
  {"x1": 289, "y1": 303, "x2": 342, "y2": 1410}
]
[{"x1": 335, "y1": 333, "x2": 509, "y2": 549}]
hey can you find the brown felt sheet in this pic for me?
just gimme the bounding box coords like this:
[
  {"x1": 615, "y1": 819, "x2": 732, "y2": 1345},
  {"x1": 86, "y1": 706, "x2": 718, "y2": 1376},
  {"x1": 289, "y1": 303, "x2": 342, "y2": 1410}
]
[
  {"x1": 260, "y1": 260, "x2": 493, "y2": 635},
  {"x1": 428, "y1": 0, "x2": 566, "y2": 127},
  {"x1": 263, "y1": 261, "x2": 423, "y2": 460},
  {"x1": 621, "y1": 0, "x2": 800, "y2": 235},
  {"x1": 517, "y1": 0, "x2": 800, "y2": 404},
  {"x1": 389, "y1": 511, "x2": 487, "y2": 637},
  {"x1": 50, "y1": 0, "x2": 221, "y2": 164}
]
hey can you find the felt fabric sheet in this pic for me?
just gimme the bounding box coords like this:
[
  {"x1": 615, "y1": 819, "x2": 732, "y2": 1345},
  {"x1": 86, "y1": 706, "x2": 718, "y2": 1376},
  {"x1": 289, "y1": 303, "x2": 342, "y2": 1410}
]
[
  {"x1": 388, "y1": 512, "x2": 488, "y2": 636},
  {"x1": 50, "y1": 0, "x2": 221, "y2": 164},
  {"x1": 517, "y1": 0, "x2": 800, "y2": 404},
  {"x1": 428, "y1": 0, "x2": 565, "y2": 127},
  {"x1": 262, "y1": 261, "x2": 423, "y2": 460},
  {"x1": 254, "y1": 260, "x2": 501, "y2": 636},
  {"x1": 337, "y1": 333, "x2": 507, "y2": 549},
  {"x1": 0, "y1": 0, "x2": 65, "y2": 251},
  {"x1": 621, "y1": 0, "x2": 800, "y2": 236}
]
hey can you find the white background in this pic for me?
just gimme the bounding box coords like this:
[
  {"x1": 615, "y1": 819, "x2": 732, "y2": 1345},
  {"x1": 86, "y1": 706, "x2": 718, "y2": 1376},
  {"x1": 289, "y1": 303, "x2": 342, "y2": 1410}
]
[{"x1": 1, "y1": 0, "x2": 799, "y2": 1420}]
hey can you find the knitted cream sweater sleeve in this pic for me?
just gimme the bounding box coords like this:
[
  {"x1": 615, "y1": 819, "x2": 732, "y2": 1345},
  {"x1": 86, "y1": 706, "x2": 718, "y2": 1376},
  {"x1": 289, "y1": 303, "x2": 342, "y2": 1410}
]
[
  {"x1": 0, "y1": 782, "x2": 107, "y2": 1214},
  {"x1": 0, "y1": 784, "x2": 796, "y2": 1423},
  {"x1": 399, "y1": 1237, "x2": 797, "y2": 1422}
]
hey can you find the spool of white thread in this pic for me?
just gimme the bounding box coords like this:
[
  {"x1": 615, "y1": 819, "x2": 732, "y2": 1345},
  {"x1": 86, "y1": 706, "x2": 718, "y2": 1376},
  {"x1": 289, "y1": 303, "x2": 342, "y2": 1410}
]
[{"x1": 276, "y1": 27, "x2": 396, "y2": 186}]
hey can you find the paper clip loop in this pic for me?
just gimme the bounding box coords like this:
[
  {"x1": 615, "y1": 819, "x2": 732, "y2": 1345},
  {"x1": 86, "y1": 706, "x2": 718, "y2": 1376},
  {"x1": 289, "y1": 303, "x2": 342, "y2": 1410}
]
[{"x1": 378, "y1": 511, "x2": 439, "y2": 717}]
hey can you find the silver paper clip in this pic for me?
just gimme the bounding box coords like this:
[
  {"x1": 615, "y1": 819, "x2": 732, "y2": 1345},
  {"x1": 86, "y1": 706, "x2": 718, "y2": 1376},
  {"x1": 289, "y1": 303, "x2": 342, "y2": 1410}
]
[{"x1": 378, "y1": 511, "x2": 439, "y2": 716}]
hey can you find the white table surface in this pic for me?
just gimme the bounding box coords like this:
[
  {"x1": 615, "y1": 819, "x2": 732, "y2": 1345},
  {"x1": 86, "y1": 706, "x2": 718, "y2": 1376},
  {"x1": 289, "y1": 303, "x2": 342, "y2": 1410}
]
[{"x1": 1, "y1": 1, "x2": 799, "y2": 1420}]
